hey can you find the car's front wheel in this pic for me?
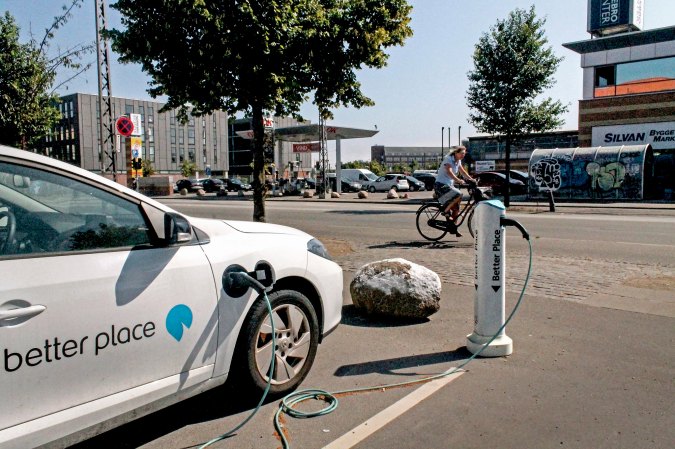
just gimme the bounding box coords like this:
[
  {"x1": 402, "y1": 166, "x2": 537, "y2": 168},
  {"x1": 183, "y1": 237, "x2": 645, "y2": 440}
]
[
  {"x1": 230, "y1": 289, "x2": 319, "y2": 396},
  {"x1": 368, "y1": 186, "x2": 376, "y2": 193}
]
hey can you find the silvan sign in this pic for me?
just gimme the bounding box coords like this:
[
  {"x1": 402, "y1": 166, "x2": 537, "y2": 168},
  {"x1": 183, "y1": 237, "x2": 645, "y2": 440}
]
[
  {"x1": 587, "y1": 0, "x2": 643, "y2": 36},
  {"x1": 592, "y1": 122, "x2": 675, "y2": 150}
]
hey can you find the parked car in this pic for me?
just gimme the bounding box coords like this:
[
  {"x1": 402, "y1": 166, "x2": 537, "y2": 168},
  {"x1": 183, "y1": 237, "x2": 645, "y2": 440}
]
[
  {"x1": 200, "y1": 178, "x2": 224, "y2": 193},
  {"x1": 327, "y1": 173, "x2": 362, "y2": 192},
  {"x1": 221, "y1": 178, "x2": 251, "y2": 191},
  {"x1": 475, "y1": 171, "x2": 526, "y2": 195},
  {"x1": 365, "y1": 174, "x2": 410, "y2": 192},
  {"x1": 304, "y1": 178, "x2": 317, "y2": 189},
  {"x1": 175, "y1": 178, "x2": 204, "y2": 192},
  {"x1": 0, "y1": 144, "x2": 343, "y2": 449},
  {"x1": 413, "y1": 172, "x2": 437, "y2": 191},
  {"x1": 405, "y1": 175, "x2": 426, "y2": 191}
]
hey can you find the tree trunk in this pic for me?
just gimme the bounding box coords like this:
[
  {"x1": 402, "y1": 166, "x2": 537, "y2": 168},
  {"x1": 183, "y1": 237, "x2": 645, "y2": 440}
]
[
  {"x1": 504, "y1": 135, "x2": 511, "y2": 208},
  {"x1": 251, "y1": 105, "x2": 266, "y2": 222}
]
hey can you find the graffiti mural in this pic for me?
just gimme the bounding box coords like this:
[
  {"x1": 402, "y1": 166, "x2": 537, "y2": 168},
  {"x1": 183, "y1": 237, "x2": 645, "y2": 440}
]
[{"x1": 528, "y1": 145, "x2": 652, "y2": 200}]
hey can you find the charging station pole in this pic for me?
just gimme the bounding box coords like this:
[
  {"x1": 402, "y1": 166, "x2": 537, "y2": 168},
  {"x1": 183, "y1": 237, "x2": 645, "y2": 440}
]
[{"x1": 467, "y1": 199, "x2": 513, "y2": 357}]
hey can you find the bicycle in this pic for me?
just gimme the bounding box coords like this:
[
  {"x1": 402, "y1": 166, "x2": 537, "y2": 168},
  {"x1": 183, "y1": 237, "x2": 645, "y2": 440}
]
[{"x1": 415, "y1": 182, "x2": 491, "y2": 241}]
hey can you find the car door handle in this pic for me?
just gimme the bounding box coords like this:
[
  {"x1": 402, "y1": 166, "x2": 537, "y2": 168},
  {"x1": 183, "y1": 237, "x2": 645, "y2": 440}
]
[{"x1": 0, "y1": 305, "x2": 46, "y2": 321}]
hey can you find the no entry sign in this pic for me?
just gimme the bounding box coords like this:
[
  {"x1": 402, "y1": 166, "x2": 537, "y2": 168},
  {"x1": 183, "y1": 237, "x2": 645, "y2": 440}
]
[{"x1": 116, "y1": 116, "x2": 134, "y2": 137}]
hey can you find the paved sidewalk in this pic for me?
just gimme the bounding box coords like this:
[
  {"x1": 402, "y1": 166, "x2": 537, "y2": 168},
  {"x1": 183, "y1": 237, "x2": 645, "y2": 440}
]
[{"x1": 161, "y1": 189, "x2": 675, "y2": 214}]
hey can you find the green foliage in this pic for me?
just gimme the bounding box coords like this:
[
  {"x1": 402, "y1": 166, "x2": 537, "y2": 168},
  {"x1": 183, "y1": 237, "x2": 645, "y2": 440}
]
[
  {"x1": 107, "y1": 0, "x2": 413, "y2": 221},
  {"x1": 180, "y1": 160, "x2": 196, "y2": 178},
  {"x1": 141, "y1": 159, "x2": 155, "y2": 177},
  {"x1": 467, "y1": 6, "x2": 568, "y2": 137},
  {"x1": 0, "y1": 2, "x2": 94, "y2": 150},
  {"x1": 368, "y1": 160, "x2": 386, "y2": 176},
  {"x1": 466, "y1": 6, "x2": 568, "y2": 205}
]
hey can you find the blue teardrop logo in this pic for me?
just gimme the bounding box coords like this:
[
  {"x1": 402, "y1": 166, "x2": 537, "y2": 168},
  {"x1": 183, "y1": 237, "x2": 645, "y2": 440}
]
[{"x1": 165, "y1": 304, "x2": 193, "y2": 341}]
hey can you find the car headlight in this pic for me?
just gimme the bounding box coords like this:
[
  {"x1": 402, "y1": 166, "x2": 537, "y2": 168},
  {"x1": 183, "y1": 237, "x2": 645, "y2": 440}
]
[{"x1": 307, "y1": 238, "x2": 332, "y2": 260}]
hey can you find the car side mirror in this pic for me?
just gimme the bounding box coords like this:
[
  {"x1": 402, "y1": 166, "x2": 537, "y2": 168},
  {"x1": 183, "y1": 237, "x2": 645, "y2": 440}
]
[
  {"x1": 140, "y1": 203, "x2": 192, "y2": 245},
  {"x1": 164, "y1": 212, "x2": 192, "y2": 244}
]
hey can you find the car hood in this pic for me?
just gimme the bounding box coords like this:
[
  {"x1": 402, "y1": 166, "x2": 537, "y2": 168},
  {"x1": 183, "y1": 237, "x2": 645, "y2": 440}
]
[{"x1": 188, "y1": 216, "x2": 311, "y2": 238}]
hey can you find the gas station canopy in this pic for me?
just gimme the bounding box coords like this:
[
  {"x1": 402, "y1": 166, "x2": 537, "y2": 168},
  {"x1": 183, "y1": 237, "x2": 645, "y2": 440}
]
[
  {"x1": 236, "y1": 124, "x2": 378, "y2": 141},
  {"x1": 274, "y1": 124, "x2": 378, "y2": 142}
]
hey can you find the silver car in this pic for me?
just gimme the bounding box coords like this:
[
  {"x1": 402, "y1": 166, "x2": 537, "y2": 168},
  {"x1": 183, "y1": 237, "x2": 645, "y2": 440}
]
[{"x1": 365, "y1": 174, "x2": 410, "y2": 192}]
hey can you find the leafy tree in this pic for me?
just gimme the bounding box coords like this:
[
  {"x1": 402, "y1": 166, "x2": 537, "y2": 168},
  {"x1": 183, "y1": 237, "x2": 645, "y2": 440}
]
[
  {"x1": 368, "y1": 160, "x2": 385, "y2": 176},
  {"x1": 466, "y1": 6, "x2": 567, "y2": 206},
  {"x1": 141, "y1": 159, "x2": 155, "y2": 177},
  {"x1": 108, "y1": 0, "x2": 413, "y2": 222},
  {"x1": 0, "y1": 2, "x2": 94, "y2": 150},
  {"x1": 180, "y1": 160, "x2": 196, "y2": 178}
]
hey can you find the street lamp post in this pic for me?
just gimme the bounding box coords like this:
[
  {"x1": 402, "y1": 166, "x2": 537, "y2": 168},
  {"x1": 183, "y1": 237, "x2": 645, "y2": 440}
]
[
  {"x1": 441, "y1": 127, "x2": 444, "y2": 159},
  {"x1": 448, "y1": 127, "x2": 451, "y2": 151},
  {"x1": 458, "y1": 125, "x2": 462, "y2": 146}
]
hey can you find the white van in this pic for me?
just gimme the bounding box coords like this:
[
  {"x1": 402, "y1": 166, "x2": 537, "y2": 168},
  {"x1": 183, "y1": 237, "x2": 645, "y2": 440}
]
[{"x1": 341, "y1": 168, "x2": 378, "y2": 184}]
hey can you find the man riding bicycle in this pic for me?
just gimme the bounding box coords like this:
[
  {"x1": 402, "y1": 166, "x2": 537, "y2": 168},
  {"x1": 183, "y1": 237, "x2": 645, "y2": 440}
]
[{"x1": 434, "y1": 145, "x2": 476, "y2": 237}]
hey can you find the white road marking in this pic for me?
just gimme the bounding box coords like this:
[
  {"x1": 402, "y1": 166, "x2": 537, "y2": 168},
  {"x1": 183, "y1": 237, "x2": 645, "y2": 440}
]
[{"x1": 323, "y1": 371, "x2": 465, "y2": 449}]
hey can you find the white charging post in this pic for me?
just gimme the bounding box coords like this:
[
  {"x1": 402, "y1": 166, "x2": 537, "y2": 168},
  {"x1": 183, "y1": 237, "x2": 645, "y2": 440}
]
[{"x1": 467, "y1": 199, "x2": 513, "y2": 357}]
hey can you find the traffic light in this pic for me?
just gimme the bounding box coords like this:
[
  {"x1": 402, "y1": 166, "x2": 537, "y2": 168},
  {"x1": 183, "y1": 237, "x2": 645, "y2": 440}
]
[{"x1": 132, "y1": 158, "x2": 142, "y2": 170}]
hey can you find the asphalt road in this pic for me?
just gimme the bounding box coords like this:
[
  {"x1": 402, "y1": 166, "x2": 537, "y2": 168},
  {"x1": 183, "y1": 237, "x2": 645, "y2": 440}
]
[{"x1": 72, "y1": 196, "x2": 675, "y2": 449}]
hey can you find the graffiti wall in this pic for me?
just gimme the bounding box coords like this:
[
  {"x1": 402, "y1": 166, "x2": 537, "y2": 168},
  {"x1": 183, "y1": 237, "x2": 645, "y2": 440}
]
[{"x1": 528, "y1": 145, "x2": 652, "y2": 200}]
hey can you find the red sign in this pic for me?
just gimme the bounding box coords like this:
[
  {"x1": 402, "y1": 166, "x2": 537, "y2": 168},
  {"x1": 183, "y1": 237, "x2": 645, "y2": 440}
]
[
  {"x1": 116, "y1": 116, "x2": 134, "y2": 137},
  {"x1": 293, "y1": 142, "x2": 321, "y2": 153}
]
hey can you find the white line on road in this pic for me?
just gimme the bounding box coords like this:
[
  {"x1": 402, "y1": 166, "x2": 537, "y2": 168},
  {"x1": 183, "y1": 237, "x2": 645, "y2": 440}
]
[{"x1": 323, "y1": 371, "x2": 465, "y2": 449}]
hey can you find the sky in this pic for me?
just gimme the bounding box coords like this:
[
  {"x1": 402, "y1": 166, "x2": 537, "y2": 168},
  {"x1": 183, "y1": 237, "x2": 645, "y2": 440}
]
[{"x1": 5, "y1": 0, "x2": 675, "y2": 163}]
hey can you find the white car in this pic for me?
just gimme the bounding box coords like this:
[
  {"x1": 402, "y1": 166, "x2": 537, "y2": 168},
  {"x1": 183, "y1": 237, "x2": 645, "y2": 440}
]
[
  {"x1": 0, "y1": 145, "x2": 343, "y2": 449},
  {"x1": 365, "y1": 174, "x2": 410, "y2": 192}
]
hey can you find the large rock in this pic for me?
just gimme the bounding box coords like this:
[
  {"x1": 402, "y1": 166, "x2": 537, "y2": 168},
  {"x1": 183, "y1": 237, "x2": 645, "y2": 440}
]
[{"x1": 350, "y1": 258, "x2": 441, "y2": 319}]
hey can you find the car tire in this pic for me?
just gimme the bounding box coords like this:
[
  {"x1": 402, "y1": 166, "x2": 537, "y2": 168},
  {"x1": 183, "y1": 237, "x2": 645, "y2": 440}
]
[
  {"x1": 230, "y1": 289, "x2": 319, "y2": 397},
  {"x1": 368, "y1": 186, "x2": 376, "y2": 193}
]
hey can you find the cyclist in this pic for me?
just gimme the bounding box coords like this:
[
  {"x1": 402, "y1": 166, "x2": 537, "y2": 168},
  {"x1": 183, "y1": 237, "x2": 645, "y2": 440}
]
[{"x1": 434, "y1": 145, "x2": 476, "y2": 237}]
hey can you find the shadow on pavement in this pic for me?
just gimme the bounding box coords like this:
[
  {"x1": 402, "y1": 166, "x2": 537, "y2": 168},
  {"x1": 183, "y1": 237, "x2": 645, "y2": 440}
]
[
  {"x1": 333, "y1": 346, "x2": 471, "y2": 377},
  {"x1": 369, "y1": 240, "x2": 473, "y2": 250},
  {"x1": 70, "y1": 384, "x2": 268, "y2": 449},
  {"x1": 341, "y1": 304, "x2": 430, "y2": 328}
]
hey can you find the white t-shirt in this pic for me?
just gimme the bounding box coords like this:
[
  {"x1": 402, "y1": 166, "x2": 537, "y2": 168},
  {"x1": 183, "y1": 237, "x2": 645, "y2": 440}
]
[{"x1": 436, "y1": 155, "x2": 462, "y2": 186}]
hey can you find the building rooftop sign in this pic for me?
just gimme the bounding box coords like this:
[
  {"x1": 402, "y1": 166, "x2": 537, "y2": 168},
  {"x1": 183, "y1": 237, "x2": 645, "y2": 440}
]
[{"x1": 587, "y1": 0, "x2": 644, "y2": 37}]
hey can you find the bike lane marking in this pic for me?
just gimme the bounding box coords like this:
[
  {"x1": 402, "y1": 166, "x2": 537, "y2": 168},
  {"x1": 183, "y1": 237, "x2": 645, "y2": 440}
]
[{"x1": 323, "y1": 371, "x2": 465, "y2": 449}]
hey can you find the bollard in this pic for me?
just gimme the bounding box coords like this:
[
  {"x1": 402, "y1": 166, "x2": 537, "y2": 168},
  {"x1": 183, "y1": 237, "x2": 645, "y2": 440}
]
[{"x1": 466, "y1": 199, "x2": 513, "y2": 357}]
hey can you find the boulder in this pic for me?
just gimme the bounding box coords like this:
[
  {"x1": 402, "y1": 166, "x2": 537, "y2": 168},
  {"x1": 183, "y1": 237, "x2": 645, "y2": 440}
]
[
  {"x1": 303, "y1": 190, "x2": 313, "y2": 198},
  {"x1": 180, "y1": 188, "x2": 188, "y2": 196},
  {"x1": 358, "y1": 190, "x2": 368, "y2": 199},
  {"x1": 387, "y1": 189, "x2": 399, "y2": 199},
  {"x1": 350, "y1": 258, "x2": 441, "y2": 319},
  {"x1": 331, "y1": 191, "x2": 341, "y2": 198},
  {"x1": 196, "y1": 189, "x2": 206, "y2": 196}
]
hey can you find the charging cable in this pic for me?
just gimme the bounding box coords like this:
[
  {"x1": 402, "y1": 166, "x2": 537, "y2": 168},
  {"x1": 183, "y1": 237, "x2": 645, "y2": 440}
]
[
  {"x1": 200, "y1": 237, "x2": 533, "y2": 448},
  {"x1": 274, "y1": 238, "x2": 534, "y2": 449},
  {"x1": 199, "y1": 273, "x2": 275, "y2": 448}
]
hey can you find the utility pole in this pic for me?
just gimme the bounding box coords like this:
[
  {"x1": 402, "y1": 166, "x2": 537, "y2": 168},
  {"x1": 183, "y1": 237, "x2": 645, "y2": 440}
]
[
  {"x1": 458, "y1": 125, "x2": 462, "y2": 146},
  {"x1": 95, "y1": 0, "x2": 116, "y2": 180},
  {"x1": 441, "y1": 127, "x2": 444, "y2": 159},
  {"x1": 318, "y1": 115, "x2": 329, "y2": 198}
]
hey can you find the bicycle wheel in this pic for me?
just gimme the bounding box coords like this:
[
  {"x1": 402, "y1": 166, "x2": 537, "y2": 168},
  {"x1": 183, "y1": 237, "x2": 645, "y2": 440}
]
[
  {"x1": 467, "y1": 207, "x2": 476, "y2": 239},
  {"x1": 416, "y1": 203, "x2": 448, "y2": 241}
]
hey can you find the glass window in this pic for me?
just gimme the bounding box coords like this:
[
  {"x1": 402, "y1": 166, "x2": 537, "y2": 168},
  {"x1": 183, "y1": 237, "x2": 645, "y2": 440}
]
[
  {"x1": 0, "y1": 161, "x2": 151, "y2": 257},
  {"x1": 170, "y1": 128, "x2": 176, "y2": 144},
  {"x1": 188, "y1": 129, "x2": 195, "y2": 145},
  {"x1": 171, "y1": 146, "x2": 177, "y2": 163},
  {"x1": 179, "y1": 129, "x2": 184, "y2": 145},
  {"x1": 595, "y1": 57, "x2": 675, "y2": 97},
  {"x1": 147, "y1": 127, "x2": 154, "y2": 143},
  {"x1": 149, "y1": 145, "x2": 155, "y2": 162},
  {"x1": 125, "y1": 104, "x2": 134, "y2": 115}
]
